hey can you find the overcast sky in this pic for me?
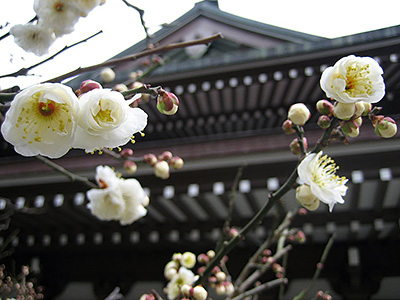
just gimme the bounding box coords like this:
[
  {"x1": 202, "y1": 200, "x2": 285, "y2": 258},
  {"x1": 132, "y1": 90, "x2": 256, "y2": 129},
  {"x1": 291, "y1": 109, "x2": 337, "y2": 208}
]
[{"x1": 1, "y1": 0, "x2": 399, "y2": 89}]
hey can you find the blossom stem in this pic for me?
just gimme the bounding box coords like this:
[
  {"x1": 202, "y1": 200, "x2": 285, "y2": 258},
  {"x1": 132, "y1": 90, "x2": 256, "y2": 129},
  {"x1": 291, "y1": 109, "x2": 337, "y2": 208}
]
[
  {"x1": 194, "y1": 167, "x2": 298, "y2": 286},
  {"x1": 102, "y1": 148, "x2": 144, "y2": 163},
  {"x1": 311, "y1": 117, "x2": 339, "y2": 153},
  {"x1": 35, "y1": 155, "x2": 97, "y2": 188},
  {"x1": 294, "y1": 125, "x2": 307, "y2": 157},
  {"x1": 121, "y1": 85, "x2": 161, "y2": 100},
  {"x1": 0, "y1": 31, "x2": 103, "y2": 80},
  {"x1": 45, "y1": 33, "x2": 223, "y2": 83},
  {"x1": 235, "y1": 211, "x2": 293, "y2": 287},
  {"x1": 121, "y1": 0, "x2": 150, "y2": 42},
  {"x1": 292, "y1": 233, "x2": 335, "y2": 300},
  {"x1": 230, "y1": 278, "x2": 288, "y2": 300}
]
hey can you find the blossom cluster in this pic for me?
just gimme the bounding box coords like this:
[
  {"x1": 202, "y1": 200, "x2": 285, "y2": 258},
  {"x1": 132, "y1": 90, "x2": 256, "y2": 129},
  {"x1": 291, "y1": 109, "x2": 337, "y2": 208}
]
[
  {"x1": 144, "y1": 151, "x2": 184, "y2": 179},
  {"x1": 10, "y1": 0, "x2": 105, "y2": 56},
  {"x1": 162, "y1": 252, "x2": 207, "y2": 300},
  {"x1": 86, "y1": 165, "x2": 149, "y2": 225},
  {"x1": 1, "y1": 81, "x2": 148, "y2": 158},
  {"x1": 283, "y1": 55, "x2": 397, "y2": 212}
]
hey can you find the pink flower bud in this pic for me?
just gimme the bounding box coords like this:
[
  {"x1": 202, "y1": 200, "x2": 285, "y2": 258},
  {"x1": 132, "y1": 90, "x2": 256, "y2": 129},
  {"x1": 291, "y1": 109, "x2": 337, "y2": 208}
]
[
  {"x1": 316, "y1": 99, "x2": 334, "y2": 116},
  {"x1": 197, "y1": 254, "x2": 209, "y2": 264},
  {"x1": 282, "y1": 119, "x2": 296, "y2": 135},
  {"x1": 120, "y1": 148, "x2": 134, "y2": 158},
  {"x1": 113, "y1": 83, "x2": 128, "y2": 92},
  {"x1": 79, "y1": 79, "x2": 102, "y2": 95},
  {"x1": 157, "y1": 90, "x2": 179, "y2": 115},
  {"x1": 341, "y1": 120, "x2": 360, "y2": 138},
  {"x1": 229, "y1": 227, "x2": 239, "y2": 238},
  {"x1": 290, "y1": 137, "x2": 307, "y2": 155},
  {"x1": 123, "y1": 160, "x2": 137, "y2": 174},
  {"x1": 373, "y1": 116, "x2": 397, "y2": 138},
  {"x1": 288, "y1": 103, "x2": 311, "y2": 126},
  {"x1": 158, "y1": 151, "x2": 173, "y2": 161},
  {"x1": 317, "y1": 115, "x2": 331, "y2": 130},
  {"x1": 298, "y1": 207, "x2": 308, "y2": 215},
  {"x1": 296, "y1": 230, "x2": 306, "y2": 243},
  {"x1": 143, "y1": 153, "x2": 157, "y2": 165},
  {"x1": 170, "y1": 156, "x2": 184, "y2": 169}
]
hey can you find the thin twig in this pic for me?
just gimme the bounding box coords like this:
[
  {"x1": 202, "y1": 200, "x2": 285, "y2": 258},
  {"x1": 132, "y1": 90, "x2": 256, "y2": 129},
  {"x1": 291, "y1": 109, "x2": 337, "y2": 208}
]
[
  {"x1": 45, "y1": 33, "x2": 223, "y2": 83},
  {"x1": 0, "y1": 31, "x2": 103, "y2": 79},
  {"x1": 121, "y1": 0, "x2": 151, "y2": 41},
  {"x1": 292, "y1": 233, "x2": 336, "y2": 300},
  {"x1": 230, "y1": 278, "x2": 288, "y2": 300},
  {"x1": 35, "y1": 155, "x2": 97, "y2": 188}
]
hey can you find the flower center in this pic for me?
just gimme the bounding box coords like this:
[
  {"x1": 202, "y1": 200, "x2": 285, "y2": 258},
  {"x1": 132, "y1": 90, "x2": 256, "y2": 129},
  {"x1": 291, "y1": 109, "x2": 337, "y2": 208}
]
[
  {"x1": 54, "y1": 2, "x2": 65, "y2": 12},
  {"x1": 38, "y1": 101, "x2": 56, "y2": 116},
  {"x1": 344, "y1": 63, "x2": 373, "y2": 97},
  {"x1": 15, "y1": 91, "x2": 72, "y2": 144},
  {"x1": 98, "y1": 179, "x2": 108, "y2": 189},
  {"x1": 96, "y1": 109, "x2": 113, "y2": 123},
  {"x1": 312, "y1": 154, "x2": 346, "y2": 187}
]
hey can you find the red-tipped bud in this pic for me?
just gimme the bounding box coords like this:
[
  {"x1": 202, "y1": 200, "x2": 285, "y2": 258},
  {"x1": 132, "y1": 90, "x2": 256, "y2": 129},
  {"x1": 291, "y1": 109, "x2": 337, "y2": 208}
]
[
  {"x1": 157, "y1": 90, "x2": 179, "y2": 115},
  {"x1": 143, "y1": 153, "x2": 157, "y2": 166},
  {"x1": 120, "y1": 148, "x2": 134, "y2": 158},
  {"x1": 282, "y1": 119, "x2": 296, "y2": 135},
  {"x1": 123, "y1": 160, "x2": 137, "y2": 174},
  {"x1": 317, "y1": 115, "x2": 331, "y2": 130},
  {"x1": 341, "y1": 120, "x2": 360, "y2": 138},
  {"x1": 170, "y1": 156, "x2": 184, "y2": 169},
  {"x1": 79, "y1": 79, "x2": 102, "y2": 95},
  {"x1": 152, "y1": 56, "x2": 164, "y2": 64},
  {"x1": 316, "y1": 99, "x2": 334, "y2": 116},
  {"x1": 197, "y1": 254, "x2": 209, "y2": 264},
  {"x1": 373, "y1": 116, "x2": 397, "y2": 138},
  {"x1": 296, "y1": 230, "x2": 306, "y2": 243},
  {"x1": 229, "y1": 228, "x2": 239, "y2": 238},
  {"x1": 290, "y1": 137, "x2": 308, "y2": 155},
  {"x1": 158, "y1": 151, "x2": 173, "y2": 161},
  {"x1": 298, "y1": 207, "x2": 308, "y2": 215}
]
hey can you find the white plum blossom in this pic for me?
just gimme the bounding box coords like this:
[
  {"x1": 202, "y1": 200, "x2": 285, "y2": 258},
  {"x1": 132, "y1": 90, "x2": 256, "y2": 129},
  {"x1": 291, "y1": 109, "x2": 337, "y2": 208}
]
[
  {"x1": 166, "y1": 267, "x2": 196, "y2": 300},
  {"x1": 34, "y1": 0, "x2": 82, "y2": 37},
  {"x1": 180, "y1": 252, "x2": 196, "y2": 269},
  {"x1": 320, "y1": 55, "x2": 385, "y2": 104},
  {"x1": 10, "y1": 24, "x2": 56, "y2": 56},
  {"x1": 297, "y1": 151, "x2": 348, "y2": 212},
  {"x1": 73, "y1": 89, "x2": 147, "y2": 152},
  {"x1": 86, "y1": 165, "x2": 149, "y2": 225},
  {"x1": 72, "y1": 0, "x2": 102, "y2": 17},
  {"x1": 1, "y1": 83, "x2": 79, "y2": 158}
]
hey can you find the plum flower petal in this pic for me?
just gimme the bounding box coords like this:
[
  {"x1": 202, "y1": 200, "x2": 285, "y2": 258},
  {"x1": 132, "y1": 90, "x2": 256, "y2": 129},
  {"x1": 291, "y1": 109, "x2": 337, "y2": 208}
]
[
  {"x1": 166, "y1": 267, "x2": 195, "y2": 300},
  {"x1": 10, "y1": 24, "x2": 56, "y2": 56},
  {"x1": 86, "y1": 165, "x2": 149, "y2": 225},
  {"x1": 297, "y1": 152, "x2": 348, "y2": 212},
  {"x1": 1, "y1": 83, "x2": 79, "y2": 158},
  {"x1": 72, "y1": 89, "x2": 147, "y2": 152},
  {"x1": 320, "y1": 55, "x2": 385, "y2": 103}
]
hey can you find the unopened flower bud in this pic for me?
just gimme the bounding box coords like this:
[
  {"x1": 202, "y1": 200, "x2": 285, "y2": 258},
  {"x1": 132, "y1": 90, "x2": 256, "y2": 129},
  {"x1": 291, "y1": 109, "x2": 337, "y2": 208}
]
[
  {"x1": 215, "y1": 271, "x2": 227, "y2": 282},
  {"x1": 296, "y1": 185, "x2": 317, "y2": 205},
  {"x1": 282, "y1": 119, "x2": 296, "y2": 135},
  {"x1": 158, "y1": 151, "x2": 173, "y2": 161},
  {"x1": 333, "y1": 102, "x2": 355, "y2": 120},
  {"x1": 207, "y1": 250, "x2": 215, "y2": 259},
  {"x1": 288, "y1": 103, "x2": 311, "y2": 126},
  {"x1": 229, "y1": 227, "x2": 239, "y2": 238},
  {"x1": 153, "y1": 56, "x2": 164, "y2": 64},
  {"x1": 170, "y1": 156, "x2": 184, "y2": 169},
  {"x1": 290, "y1": 137, "x2": 307, "y2": 155},
  {"x1": 296, "y1": 230, "x2": 306, "y2": 243},
  {"x1": 113, "y1": 83, "x2": 128, "y2": 92},
  {"x1": 181, "y1": 284, "x2": 192, "y2": 297},
  {"x1": 154, "y1": 160, "x2": 170, "y2": 179},
  {"x1": 157, "y1": 90, "x2": 179, "y2": 115},
  {"x1": 192, "y1": 286, "x2": 208, "y2": 300},
  {"x1": 197, "y1": 254, "x2": 209, "y2": 264},
  {"x1": 181, "y1": 252, "x2": 196, "y2": 269},
  {"x1": 140, "y1": 294, "x2": 155, "y2": 300},
  {"x1": 353, "y1": 116, "x2": 363, "y2": 127},
  {"x1": 224, "y1": 282, "x2": 234, "y2": 296},
  {"x1": 361, "y1": 101, "x2": 372, "y2": 117},
  {"x1": 79, "y1": 79, "x2": 102, "y2": 95},
  {"x1": 172, "y1": 253, "x2": 182, "y2": 261},
  {"x1": 353, "y1": 101, "x2": 365, "y2": 118},
  {"x1": 298, "y1": 207, "x2": 308, "y2": 215},
  {"x1": 316, "y1": 99, "x2": 334, "y2": 116},
  {"x1": 341, "y1": 120, "x2": 360, "y2": 138},
  {"x1": 100, "y1": 67, "x2": 116, "y2": 83},
  {"x1": 215, "y1": 284, "x2": 226, "y2": 295},
  {"x1": 304, "y1": 198, "x2": 320, "y2": 211},
  {"x1": 120, "y1": 148, "x2": 134, "y2": 158},
  {"x1": 374, "y1": 116, "x2": 397, "y2": 138},
  {"x1": 123, "y1": 160, "x2": 137, "y2": 174},
  {"x1": 317, "y1": 115, "x2": 331, "y2": 130},
  {"x1": 143, "y1": 153, "x2": 157, "y2": 165}
]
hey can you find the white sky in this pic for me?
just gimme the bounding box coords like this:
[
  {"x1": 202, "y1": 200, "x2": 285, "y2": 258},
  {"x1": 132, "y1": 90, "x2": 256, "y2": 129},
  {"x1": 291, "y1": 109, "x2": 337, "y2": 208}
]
[{"x1": 1, "y1": 0, "x2": 400, "y2": 89}]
